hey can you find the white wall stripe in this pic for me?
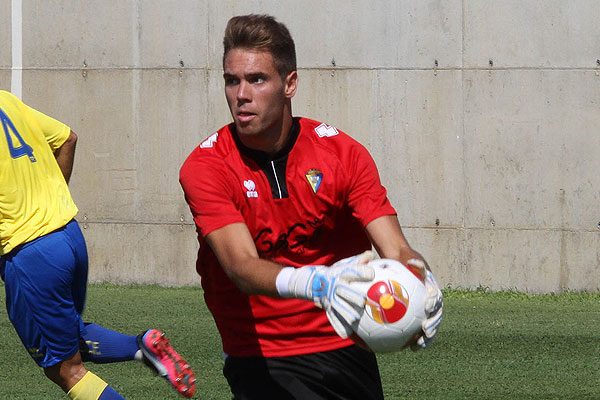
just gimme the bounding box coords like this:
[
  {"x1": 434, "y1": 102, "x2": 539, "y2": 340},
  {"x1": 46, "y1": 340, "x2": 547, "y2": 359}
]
[{"x1": 11, "y1": 0, "x2": 23, "y2": 99}]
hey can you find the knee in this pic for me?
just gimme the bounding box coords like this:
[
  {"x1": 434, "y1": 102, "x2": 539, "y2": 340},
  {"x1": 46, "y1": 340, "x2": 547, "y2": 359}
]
[{"x1": 44, "y1": 353, "x2": 88, "y2": 392}]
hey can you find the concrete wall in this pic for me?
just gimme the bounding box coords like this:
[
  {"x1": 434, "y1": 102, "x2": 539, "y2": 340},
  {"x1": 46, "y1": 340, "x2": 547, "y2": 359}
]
[{"x1": 2, "y1": 1, "x2": 599, "y2": 292}]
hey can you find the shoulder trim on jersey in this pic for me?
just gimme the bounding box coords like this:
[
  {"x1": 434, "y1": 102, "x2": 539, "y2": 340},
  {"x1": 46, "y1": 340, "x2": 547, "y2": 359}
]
[
  {"x1": 200, "y1": 132, "x2": 219, "y2": 148},
  {"x1": 314, "y1": 122, "x2": 339, "y2": 138}
]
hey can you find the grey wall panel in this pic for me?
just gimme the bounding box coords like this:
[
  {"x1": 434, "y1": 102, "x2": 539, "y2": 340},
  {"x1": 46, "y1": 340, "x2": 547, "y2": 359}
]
[
  {"x1": 24, "y1": 1, "x2": 137, "y2": 68},
  {"x1": 83, "y1": 222, "x2": 201, "y2": 286},
  {"x1": 559, "y1": 231, "x2": 600, "y2": 291},
  {"x1": 136, "y1": 68, "x2": 209, "y2": 221},
  {"x1": 23, "y1": 0, "x2": 210, "y2": 69},
  {"x1": 0, "y1": 72, "x2": 10, "y2": 90},
  {"x1": 1, "y1": 1, "x2": 10, "y2": 68},
  {"x1": 464, "y1": 70, "x2": 600, "y2": 230},
  {"x1": 138, "y1": 0, "x2": 209, "y2": 68},
  {"x1": 465, "y1": 229, "x2": 563, "y2": 293},
  {"x1": 369, "y1": 69, "x2": 464, "y2": 228},
  {"x1": 464, "y1": 0, "x2": 600, "y2": 68},
  {"x1": 21, "y1": 69, "x2": 95, "y2": 126}
]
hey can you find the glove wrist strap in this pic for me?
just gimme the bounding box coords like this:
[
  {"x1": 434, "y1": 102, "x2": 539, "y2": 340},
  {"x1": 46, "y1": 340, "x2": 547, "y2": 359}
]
[{"x1": 275, "y1": 266, "x2": 296, "y2": 298}]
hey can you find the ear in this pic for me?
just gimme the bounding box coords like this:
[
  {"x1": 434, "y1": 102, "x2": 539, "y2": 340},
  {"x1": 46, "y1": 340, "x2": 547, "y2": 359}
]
[{"x1": 284, "y1": 70, "x2": 298, "y2": 99}]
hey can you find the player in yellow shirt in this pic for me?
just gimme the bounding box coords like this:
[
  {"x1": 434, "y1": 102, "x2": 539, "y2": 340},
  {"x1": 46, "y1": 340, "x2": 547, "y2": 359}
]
[{"x1": 0, "y1": 91, "x2": 196, "y2": 399}]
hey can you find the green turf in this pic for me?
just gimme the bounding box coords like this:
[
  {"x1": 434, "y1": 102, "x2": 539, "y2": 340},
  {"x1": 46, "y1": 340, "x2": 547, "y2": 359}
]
[{"x1": 0, "y1": 284, "x2": 598, "y2": 399}]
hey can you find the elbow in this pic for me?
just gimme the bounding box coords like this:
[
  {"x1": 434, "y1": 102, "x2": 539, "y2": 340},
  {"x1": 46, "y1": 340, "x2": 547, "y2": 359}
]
[
  {"x1": 66, "y1": 130, "x2": 78, "y2": 145},
  {"x1": 56, "y1": 131, "x2": 78, "y2": 153}
]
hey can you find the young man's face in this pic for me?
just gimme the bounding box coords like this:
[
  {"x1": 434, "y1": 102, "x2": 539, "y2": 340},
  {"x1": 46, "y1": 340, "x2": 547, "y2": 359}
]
[{"x1": 223, "y1": 48, "x2": 296, "y2": 143}]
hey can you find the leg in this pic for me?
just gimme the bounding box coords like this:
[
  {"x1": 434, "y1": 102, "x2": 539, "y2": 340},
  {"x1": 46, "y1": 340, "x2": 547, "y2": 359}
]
[
  {"x1": 78, "y1": 323, "x2": 198, "y2": 399},
  {"x1": 79, "y1": 322, "x2": 139, "y2": 363},
  {"x1": 2, "y1": 222, "x2": 125, "y2": 399},
  {"x1": 223, "y1": 355, "x2": 298, "y2": 400},
  {"x1": 79, "y1": 326, "x2": 198, "y2": 398},
  {"x1": 65, "y1": 222, "x2": 140, "y2": 364},
  {"x1": 303, "y1": 345, "x2": 384, "y2": 400},
  {"x1": 66, "y1": 219, "x2": 196, "y2": 397},
  {"x1": 43, "y1": 350, "x2": 88, "y2": 392},
  {"x1": 44, "y1": 351, "x2": 125, "y2": 399}
]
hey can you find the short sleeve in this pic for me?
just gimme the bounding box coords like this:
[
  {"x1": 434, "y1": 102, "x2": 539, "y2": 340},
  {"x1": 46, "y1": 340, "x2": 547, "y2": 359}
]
[
  {"x1": 25, "y1": 104, "x2": 71, "y2": 151},
  {"x1": 180, "y1": 150, "x2": 245, "y2": 238},
  {"x1": 345, "y1": 142, "x2": 396, "y2": 226}
]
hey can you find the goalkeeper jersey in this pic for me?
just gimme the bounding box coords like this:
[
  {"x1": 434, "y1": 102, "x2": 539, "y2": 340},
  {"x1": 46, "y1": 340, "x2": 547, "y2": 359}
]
[
  {"x1": 0, "y1": 91, "x2": 77, "y2": 255},
  {"x1": 180, "y1": 117, "x2": 396, "y2": 357}
]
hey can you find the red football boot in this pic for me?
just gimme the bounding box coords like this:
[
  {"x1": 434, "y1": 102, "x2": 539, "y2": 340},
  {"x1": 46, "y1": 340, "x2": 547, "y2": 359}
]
[{"x1": 138, "y1": 329, "x2": 196, "y2": 398}]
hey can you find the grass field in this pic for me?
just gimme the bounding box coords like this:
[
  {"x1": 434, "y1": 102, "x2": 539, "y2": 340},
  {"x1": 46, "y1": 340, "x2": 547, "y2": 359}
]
[{"x1": 1, "y1": 284, "x2": 598, "y2": 399}]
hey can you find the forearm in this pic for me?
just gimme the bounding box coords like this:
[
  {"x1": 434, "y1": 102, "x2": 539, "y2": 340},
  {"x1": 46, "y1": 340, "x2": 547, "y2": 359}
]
[
  {"x1": 54, "y1": 130, "x2": 77, "y2": 184},
  {"x1": 205, "y1": 223, "x2": 284, "y2": 297},
  {"x1": 226, "y1": 256, "x2": 284, "y2": 297},
  {"x1": 366, "y1": 215, "x2": 432, "y2": 271}
]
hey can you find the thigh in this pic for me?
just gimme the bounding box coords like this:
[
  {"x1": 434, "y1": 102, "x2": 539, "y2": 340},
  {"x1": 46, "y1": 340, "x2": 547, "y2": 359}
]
[
  {"x1": 3, "y1": 226, "x2": 85, "y2": 368},
  {"x1": 223, "y1": 355, "x2": 299, "y2": 400},
  {"x1": 306, "y1": 345, "x2": 384, "y2": 400},
  {"x1": 63, "y1": 220, "x2": 89, "y2": 314}
]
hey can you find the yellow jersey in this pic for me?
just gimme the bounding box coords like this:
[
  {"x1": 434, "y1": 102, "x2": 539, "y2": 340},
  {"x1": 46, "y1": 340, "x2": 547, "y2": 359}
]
[{"x1": 0, "y1": 90, "x2": 78, "y2": 255}]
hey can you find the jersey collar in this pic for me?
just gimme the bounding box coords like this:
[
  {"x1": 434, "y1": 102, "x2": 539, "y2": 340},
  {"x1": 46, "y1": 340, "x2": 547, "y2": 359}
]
[{"x1": 230, "y1": 117, "x2": 301, "y2": 164}]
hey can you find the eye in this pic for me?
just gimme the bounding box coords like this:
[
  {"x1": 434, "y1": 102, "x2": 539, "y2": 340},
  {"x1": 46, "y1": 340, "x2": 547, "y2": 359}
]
[{"x1": 224, "y1": 76, "x2": 239, "y2": 86}]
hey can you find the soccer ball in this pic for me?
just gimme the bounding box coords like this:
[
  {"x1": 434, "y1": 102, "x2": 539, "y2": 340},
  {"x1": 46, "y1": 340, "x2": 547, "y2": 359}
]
[{"x1": 351, "y1": 258, "x2": 428, "y2": 353}]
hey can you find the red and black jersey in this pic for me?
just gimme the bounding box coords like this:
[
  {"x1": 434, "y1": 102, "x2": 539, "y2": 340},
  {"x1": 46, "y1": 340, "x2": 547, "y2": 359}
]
[{"x1": 180, "y1": 117, "x2": 396, "y2": 357}]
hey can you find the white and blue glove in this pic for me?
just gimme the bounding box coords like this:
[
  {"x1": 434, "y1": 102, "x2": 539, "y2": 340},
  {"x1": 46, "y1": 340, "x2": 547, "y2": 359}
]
[
  {"x1": 406, "y1": 259, "x2": 443, "y2": 349},
  {"x1": 276, "y1": 251, "x2": 375, "y2": 339}
]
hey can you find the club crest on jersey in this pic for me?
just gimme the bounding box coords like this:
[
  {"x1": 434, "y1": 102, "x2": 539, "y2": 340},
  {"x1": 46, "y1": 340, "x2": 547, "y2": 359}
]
[
  {"x1": 314, "y1": 123, "x2": 339, "y2": 138},
  {"x1": 305, "y1": 169, "x2": 323, "y2": 194},
  {"x1": 244, "y1": 180, "x2": 258, "y2": 198}
]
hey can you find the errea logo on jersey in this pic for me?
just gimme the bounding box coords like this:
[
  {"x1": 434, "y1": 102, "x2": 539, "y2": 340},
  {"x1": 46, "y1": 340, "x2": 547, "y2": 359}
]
[
  {"x1": 314, "y1": 123, "x2": 339, "y2": 138},
  {"x1": 200, "y1": 132, "x2": 218, "y2": 148},
  {"x1": 244, "y1": 180, "x2": 258, "y2": 198}
]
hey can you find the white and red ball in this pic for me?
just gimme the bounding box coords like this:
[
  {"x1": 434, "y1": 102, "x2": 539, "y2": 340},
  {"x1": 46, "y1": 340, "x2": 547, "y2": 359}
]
[{"x1": 351, "y1": 258, "x2": 428, "y2": 353}]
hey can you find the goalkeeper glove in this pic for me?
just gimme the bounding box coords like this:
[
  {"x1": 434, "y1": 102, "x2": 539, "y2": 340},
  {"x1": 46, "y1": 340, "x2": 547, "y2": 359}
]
[
  {"x1": 276, "y1": 251, "x2": 375, "y2": 339},
  {"x1": 406, "y1": 259, "x2": 443, "y2": 349}
]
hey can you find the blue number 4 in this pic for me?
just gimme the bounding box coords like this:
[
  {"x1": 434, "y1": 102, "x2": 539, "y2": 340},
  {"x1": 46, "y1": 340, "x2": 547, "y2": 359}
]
[{"x1": 1, "y1": 108, "x2": 36, "y2": 162}]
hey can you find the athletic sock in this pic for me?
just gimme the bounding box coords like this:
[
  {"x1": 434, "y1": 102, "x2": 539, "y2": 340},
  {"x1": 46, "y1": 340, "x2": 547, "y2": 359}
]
[
  {"x1": 97, "y1": 386, "x2": 126, "y2": 400},
  {"x1": 67, "y1": 371, "x2": 125, "y2": 400},
  {"x1": 79, "y1": 323, "x2": 139, "y2": 363}
]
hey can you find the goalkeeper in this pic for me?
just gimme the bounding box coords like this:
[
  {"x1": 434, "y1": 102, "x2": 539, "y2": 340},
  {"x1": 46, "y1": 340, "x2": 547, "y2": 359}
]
[{"x1": 180, "y1": 14, "x2": 443, "y2": 400}]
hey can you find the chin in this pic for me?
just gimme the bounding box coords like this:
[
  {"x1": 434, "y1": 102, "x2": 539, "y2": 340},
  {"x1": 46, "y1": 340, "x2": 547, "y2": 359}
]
[{"x1": 235, "y1": 124, "x2": 259, "y2": 137}]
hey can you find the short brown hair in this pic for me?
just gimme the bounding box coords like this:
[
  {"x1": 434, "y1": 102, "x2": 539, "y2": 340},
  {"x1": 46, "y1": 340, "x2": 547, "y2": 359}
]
[{"x1": 223, "y1": 14, "x2": 296, "y2": 79}]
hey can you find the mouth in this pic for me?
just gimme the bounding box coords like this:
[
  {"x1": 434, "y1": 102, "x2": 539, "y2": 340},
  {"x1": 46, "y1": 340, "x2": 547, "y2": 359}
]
[{"x1": 236, "y1": 112, "x2": 256, "y2": 124}]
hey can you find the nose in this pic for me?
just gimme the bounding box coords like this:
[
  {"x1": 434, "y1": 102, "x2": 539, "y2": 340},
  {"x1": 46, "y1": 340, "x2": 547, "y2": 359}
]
[{"x1": 236, "y1": 81, "x2": 250, "y2": 102}]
